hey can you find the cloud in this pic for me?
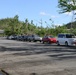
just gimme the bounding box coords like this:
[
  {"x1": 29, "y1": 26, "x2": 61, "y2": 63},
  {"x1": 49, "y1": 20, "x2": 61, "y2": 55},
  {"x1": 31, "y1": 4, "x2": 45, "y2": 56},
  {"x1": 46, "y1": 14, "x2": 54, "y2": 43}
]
[
  {"x1": 64, "y1": 12, "x2": 72, "y2": 16},
  {"x1": 40, "y1": 12, "x2": 50, "y2": 16},
  {"x1": 68, "y1": 1, "x2": 75, "y2": 5},
  {"x1": 64, "y1": 10, "x2": 76, "y2": 16},
  {"x1": 51, "y1": 15, "x2": 59, "y2": 18},
  {"x1": 40, "y1": 11, "x2": 59, "y2": 18},
  {"x1": 54, "y1": 24, "x2": 62, "y2": 26}
]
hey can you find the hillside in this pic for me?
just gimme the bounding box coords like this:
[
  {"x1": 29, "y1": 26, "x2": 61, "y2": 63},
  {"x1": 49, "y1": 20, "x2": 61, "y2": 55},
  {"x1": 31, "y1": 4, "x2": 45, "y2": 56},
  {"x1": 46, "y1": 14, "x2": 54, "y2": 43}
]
[{"x1": 66, "y1": 22, "x2": 76, "y2": 29}]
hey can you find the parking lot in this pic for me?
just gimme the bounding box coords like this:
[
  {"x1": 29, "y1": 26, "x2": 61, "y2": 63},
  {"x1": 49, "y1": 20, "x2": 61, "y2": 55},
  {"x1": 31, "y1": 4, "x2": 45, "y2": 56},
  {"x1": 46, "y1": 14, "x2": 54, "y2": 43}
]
[{"x1": 0, "y1": 37, "x2": 76, "y2": 75}]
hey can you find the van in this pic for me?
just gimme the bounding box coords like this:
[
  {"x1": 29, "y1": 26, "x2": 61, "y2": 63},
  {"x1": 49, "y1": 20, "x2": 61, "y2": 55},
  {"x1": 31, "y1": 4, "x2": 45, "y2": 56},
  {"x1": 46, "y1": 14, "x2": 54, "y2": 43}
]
[{"x1": 57, "y1": 33, "x2": 76, "y2": 46}]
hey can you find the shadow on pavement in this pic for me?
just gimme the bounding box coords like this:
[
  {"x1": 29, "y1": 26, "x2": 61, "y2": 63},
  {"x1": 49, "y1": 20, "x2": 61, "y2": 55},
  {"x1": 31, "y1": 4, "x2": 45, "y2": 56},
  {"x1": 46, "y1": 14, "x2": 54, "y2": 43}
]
[{"x1": 0, "y1": 43, "x2": 76, "y2": 57}]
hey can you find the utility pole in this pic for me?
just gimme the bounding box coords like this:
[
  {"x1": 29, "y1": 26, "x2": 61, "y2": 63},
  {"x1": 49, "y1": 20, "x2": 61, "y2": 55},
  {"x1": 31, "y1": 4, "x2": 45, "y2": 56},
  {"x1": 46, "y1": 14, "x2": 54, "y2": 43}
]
[{"x1": 40, "y1": 19, "x2": 42, "y2": 28}]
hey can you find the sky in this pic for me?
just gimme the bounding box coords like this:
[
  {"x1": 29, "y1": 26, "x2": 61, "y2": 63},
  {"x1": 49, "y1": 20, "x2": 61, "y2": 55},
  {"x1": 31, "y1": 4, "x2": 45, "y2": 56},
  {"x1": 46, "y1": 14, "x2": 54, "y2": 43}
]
[{"x1": 0, "y1": 0, "x2": 74, "y2": 27}]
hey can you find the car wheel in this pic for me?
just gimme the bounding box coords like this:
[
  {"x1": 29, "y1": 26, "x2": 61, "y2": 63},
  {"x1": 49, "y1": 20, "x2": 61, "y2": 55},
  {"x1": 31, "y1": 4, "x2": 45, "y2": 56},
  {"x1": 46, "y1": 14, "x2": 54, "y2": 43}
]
[
  {"x1": 42, "y1": 41, "x2": 44, "y2": 44},
  {"x1": 29, "y1": 39, "x2": 31, "y2": 42},
  {"x1": 34, "y1": 40, "x2": 36, "y2": 42},
  {"x1": 57, "y1": 41, "x2": 60, "y2": 46},
  {"x1": 33, "y1": 39, "x2": 35, "y2": 42},
  {"x1": 47, "y1": 41, "x2": 51, "y2": 44},
  {"x1": 65, "y1": 41, "x2": 68, "y2": 46},
  {"x1": 40, "y1": 40, "x2": 42, "y2": 42}
]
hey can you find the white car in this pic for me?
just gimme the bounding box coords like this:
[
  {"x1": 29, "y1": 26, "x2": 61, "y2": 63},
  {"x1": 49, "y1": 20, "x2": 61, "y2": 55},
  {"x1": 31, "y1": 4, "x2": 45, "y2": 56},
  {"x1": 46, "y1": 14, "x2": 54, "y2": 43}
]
[{"x1": 57, "y1": 33, "x2": 76, "y2": 46}]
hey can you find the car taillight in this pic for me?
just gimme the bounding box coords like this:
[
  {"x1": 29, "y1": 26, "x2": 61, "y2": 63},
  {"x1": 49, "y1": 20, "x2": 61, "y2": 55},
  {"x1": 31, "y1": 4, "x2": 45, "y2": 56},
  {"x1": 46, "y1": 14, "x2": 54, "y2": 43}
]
[{"x1": 72, "y1": 41, "x2": 76, "y2": 44}]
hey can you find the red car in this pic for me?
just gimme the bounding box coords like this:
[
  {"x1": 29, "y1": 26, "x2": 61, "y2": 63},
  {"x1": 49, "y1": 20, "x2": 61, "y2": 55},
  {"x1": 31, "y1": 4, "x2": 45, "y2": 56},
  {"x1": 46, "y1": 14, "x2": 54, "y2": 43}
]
[{"x1": 42, "y1": 35, "x2": 57, "y2": 44}]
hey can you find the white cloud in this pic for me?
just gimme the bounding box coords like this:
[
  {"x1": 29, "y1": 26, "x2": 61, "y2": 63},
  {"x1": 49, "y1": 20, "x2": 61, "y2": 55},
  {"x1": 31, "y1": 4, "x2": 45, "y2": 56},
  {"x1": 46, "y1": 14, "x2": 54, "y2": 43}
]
[
  {"x1": 64, "y1": 10, "x2": 76, "y2": 15},
  {"x1": 40, "y1": 11, "x2": 59, "y2": 18},
  {"x1": 51, "y1": 15, "x2": 59, "y2": 18},
  {"x1": 40, "y1": 12, "x2": 46, "y2": 15},
  {"x1": 68, "y1": 1, "x2": 76, "y2": 5},
  {"x1": 40, "y1": 12, "x2": 50, "y2": 16},
  {"x1": 64, "y1": 12, "x2": 72, "y2": 16},
  {"x1": 54, "y1": 24, "x2": 62, "y2": 26},
  {"x1": 63, "y1": 10, "x2": 76, "y2": 16}
]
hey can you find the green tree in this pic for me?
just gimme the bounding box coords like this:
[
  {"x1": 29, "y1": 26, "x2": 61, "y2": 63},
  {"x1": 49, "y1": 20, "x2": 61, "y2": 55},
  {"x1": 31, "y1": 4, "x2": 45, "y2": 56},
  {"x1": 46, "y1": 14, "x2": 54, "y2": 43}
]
[
  {"x1": 25, "y1": 18, "x2": 29, "y2": 33},
  {"x1": 58, "y1": 0, "x2": 76, "y2": 32},
  {"x1": 4, "y1": 15, "x2": 21, "y2": 35},
  {"x1": 58, "y1": 0, "x2": 76, "y2": 13}
]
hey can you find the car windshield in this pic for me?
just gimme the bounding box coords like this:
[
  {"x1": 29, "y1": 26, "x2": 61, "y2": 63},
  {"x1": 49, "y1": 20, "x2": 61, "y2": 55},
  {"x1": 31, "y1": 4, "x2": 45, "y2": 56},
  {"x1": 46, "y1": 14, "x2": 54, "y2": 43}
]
[
  {"x1": 48, "y1": 36, "x2": 54, "y2": 38},
  {"x1": 66, "y1": 34, "x2": 75, "y2": 38},
  {"x1": 34, "y1": 35, "x2": 39, "y2": 37}
]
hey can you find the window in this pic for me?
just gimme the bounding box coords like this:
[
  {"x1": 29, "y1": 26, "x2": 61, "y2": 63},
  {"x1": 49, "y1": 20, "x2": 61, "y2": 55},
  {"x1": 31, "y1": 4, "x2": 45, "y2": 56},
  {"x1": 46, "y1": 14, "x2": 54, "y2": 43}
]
[
  {"x1": 66, "y1": 34, "x2": 75, "y2": 38},
  {"x1": 48, "y1": 36, "x2": 54, "y2": 38},
  {"x1": 58, "y1": 34, "x2": 64, "y2": 38}
]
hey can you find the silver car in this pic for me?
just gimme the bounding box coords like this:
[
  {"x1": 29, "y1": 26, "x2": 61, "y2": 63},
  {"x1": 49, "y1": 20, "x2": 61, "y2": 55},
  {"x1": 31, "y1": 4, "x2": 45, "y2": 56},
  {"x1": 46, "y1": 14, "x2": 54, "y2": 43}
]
[{"x1": 27, "y1": 34, "x2": 42, "y2": 42}]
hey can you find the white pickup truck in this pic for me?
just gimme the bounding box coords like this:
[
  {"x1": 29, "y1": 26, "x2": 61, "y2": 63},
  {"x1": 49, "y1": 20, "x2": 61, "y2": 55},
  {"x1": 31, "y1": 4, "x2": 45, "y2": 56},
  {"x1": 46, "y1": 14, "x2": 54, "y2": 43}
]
[{"x1": 57, "y1": 33, "x2": 76, "y2": 46}]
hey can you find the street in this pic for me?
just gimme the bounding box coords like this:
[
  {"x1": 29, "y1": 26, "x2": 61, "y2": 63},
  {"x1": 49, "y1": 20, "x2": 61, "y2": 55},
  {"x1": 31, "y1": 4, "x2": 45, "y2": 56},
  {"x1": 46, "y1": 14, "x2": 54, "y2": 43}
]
[{"x1": 0, "y1": 38, "x2": 76, "y2": 75}]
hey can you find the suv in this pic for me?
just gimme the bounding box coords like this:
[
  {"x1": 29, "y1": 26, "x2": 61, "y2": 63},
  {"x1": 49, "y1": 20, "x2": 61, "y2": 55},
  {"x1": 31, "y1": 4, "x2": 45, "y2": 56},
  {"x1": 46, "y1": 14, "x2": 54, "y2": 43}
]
[
  {"x1": 57, "y1": 33, "x2": 76, "y2": 46},
  {"x1": 27, "y1": 34, "x2": 42, "y2": 42}
]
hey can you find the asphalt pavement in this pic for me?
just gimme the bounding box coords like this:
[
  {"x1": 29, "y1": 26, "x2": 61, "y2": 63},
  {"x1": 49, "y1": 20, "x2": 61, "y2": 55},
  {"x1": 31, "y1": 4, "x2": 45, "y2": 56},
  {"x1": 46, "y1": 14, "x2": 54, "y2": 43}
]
[{"x1": 0, "y1": 38, "x2": 76, "y2": 75}]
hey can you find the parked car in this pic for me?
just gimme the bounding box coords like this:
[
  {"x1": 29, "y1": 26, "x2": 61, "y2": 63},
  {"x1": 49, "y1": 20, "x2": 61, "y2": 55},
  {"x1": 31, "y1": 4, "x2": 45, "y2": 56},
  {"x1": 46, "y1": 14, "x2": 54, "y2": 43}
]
[
  {"x1": 57, "y1": 33, "x2": 76, "y2": 46},
  {"x1": 16, "y1": 35, "x2": 23, "y2": 41},
  {"x1": 21, "y1": 35, "x2": 28, "y2": 41},
  {"x1": 27, "y1": 34, "x2": 42, "y2": 42},
  {"x1": 42, "y1": 35, "x2": 57, "y2": 44},
  {"x1": 7, "y1": 35, "x2": 17, "y2": 40}
]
